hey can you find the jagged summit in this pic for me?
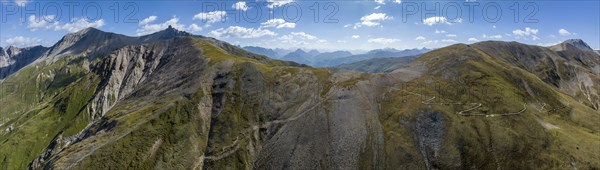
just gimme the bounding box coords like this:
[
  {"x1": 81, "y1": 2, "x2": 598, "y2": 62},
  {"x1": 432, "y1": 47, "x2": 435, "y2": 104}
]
[
  {"x1": 548, "y1": 39, "x2": 594, "y2": 52},
  {"x1": 562, "y1": 39, "x2": 593, "y2": 51},
  {"x1": 139, "y1": 25, "x2": 192, "y2": 42}
]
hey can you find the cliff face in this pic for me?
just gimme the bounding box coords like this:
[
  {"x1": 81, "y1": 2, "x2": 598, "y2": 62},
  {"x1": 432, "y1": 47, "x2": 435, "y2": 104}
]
[
  {"x1": 0, "y1": 29, "x2": 598, "y2": 169},
  {"x1": 0, "y1": 46, "x2": 48, "y2": 79}
]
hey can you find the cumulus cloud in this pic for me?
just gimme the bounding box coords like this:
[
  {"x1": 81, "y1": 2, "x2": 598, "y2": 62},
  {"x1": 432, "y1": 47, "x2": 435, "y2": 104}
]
[
  {"x1": 434, "y1": 30, "x2": 446, "y2": 34},
  {"x1": 422, "y1": 16, "x2": 461, "y2": 26},
  {"x1": 415, "y1": 36, "x2": 426, "y2": 40},
  {"x1": 57, "y1": 18, "x2": 105, "y2": 32},
  {"x1": 374, "y1": 0, "x2": 400, "y2": 5},
  {"x1": 136, "y1": 17, "x2": 185, "y2": 35},
  {"x1": 277, "y1": 32, "x2": 327, "y2": 46},
  {"x1": 559, "y1": 28, "x2": 571, "y2": 36},
  {"x1": 351, "y1": 35, "x2": 360, "y2": 39},
  {"x1": 512, "y1": 27, "x2": 538, "y2": 36},
  {"x1": 27, "y1": 15, "x2": 56, "y2": 31},
  {"x1": 266, "y1": 0, "x2": 294, "y2": 8},
  {"x1": 368, "y1": 38, "x2": 400, "y2": 44},
  {"x1": 468, "y1": 38, "x2": 479, "y2": 42},
  {"x1": 423, "y1": 40, "x2": 439, "y2": 45},
  {"x1": 187, "y1": 24, "x2": 202, "y2": 33},
  {"x1": 27, "y1": 15, "x2": 105, "y2": 33},
  {"x1": 139, "y1": 16, "x2": 157, "y2": 25},
  {"x1": 354, "y1": 13, "x2": 393, "y2": 28},
  {"x1": 446, "y1": 34, "x2": 457, "y2": 37},
  {"x1": 482, "y1": 34, "x2": 502, "y2": 39},
  {"x1": 441, "y1": 39, "x2": 457, "y2": 43},
  {"x1": 283, "y1": 32, "x2": 317, "y2": 40},
  {"x1": 512, "y1": 27, "x2": 539, "y2": 40},
  {"x1": 261, "y1": 19, "x2": 296, "y2": 29},
  {"x1": 5, "y1": 36, "x2": 44, "y2": 47},
  {"x1": 232, "y1": 1, "x2": 249, "y2": 11},
  {"x1": 209, "y1": 26, "x2": 277, "y2": 38},
  {"x1": 193, "y1": 11, "x2": 227, "y2": 24}
]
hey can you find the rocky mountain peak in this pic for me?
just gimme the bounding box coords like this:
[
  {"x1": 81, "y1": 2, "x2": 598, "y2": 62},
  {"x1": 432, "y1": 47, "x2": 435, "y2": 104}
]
[
  {"x1": 5, "y1": 46, "x2": 21, "y2": 56},
  {"x1": 562, "y1": 39, "x2": 593, "y2": 51},
  {"x1": 139, "y1": 25, "x2": 192, "y2": 42}
]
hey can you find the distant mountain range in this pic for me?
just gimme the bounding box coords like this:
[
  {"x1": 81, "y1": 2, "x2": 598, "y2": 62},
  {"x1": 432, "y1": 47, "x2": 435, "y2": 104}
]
[
  {"x1": 314, "y1": 48, "x2": 430, "y2": 67},
  {"x1": 242, "y1": 46, "x2": 430, "y2": 67},
  {"x1": 241, "y1": 46, "x2": 291, "y2": 59},
  {"x1": 334, "y1": 55, "x2": 419, "y2": 73}
]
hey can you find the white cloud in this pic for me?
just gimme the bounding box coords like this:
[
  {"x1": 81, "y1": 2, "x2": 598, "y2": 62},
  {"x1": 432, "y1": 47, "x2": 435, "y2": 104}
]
[
  {"x1": 434, "y1": 30, "x2": 446, "y2": 34},
  {"x1": 136, "y1": 17, "x2": 184, "y2": 35},
  {"x1": 27, "y1": 15, "x2": 105, "y2": 32},
  {"x1": 278, "y1": 32, "x2": 326, "y2": 46},
  {"x1": 261, "y1": 18, "x2": 296, "y2": 29},
  {"x1": 415, "y1": 36, "x2": 426, "y2": 40},
  {"x1": 6, "y1": 36, "x2": 43, "y2": 47},
  {"x1": 482, "y1": 34, "x2": 502, "y2": 39},
  {"x1": 55, "y1": 18, "x2": 105, "y2": 32},
  {"x1": 193, "y1": 11, "x2": 227, "y2": 24},
  {"x1": 558, "y1": 28, "x2": 571, "y2": 36},
  {"x1": 368, "y1": 38, "x2": 400, "y2": 44},
  {"x1": 492, "y1": 25, "x2": 497, "y2": 28},
  {"x1": 27, "y1": 15, "x2": 56, "y2": 31},
  {"x1": 286, "y1": 32, "x2": 316, "y2": 40},
  {"x1": 374, "y1": 5, "x2": 381, "y2": 10},
  {"x1": 468, "y1": 38, "x2": 479, "y2": 42},
  {"x1": 512, "y1": 27, "x2": 540, "y2": 40},
  {"x1": 446, "y1": 34, "x2": 457, "y2": 37},
  {"x1": 512, "y1": 27, "x2": 538, "y2": 36},
  {"x1": 351, "y1": 35, "x2": 360, "y2": 39},
  {"x1": 393, "y1": 0, "x2": 401, "y2": 4},
  {"x1": 187, "y1": 24, "x2": 202, "y2": 33},
  {"x1": 354, "y1": 13, "x2": 393, "y2": 28},
  {"x1": 422, "y1": 16, "x2": 461, "y2": 26},
  {"x1": 232, "y1": 1, "x2": 249, "y2": 11},
  {"x1": 139, "y1": 16, "x2": 157, "y2": 25},
  {"x1": 266, "y1": 0, "x2": 294, "y2": 8},
  {"x1": 374, "y1": 0, "x2": 385, "y2": 5},
  {"x1": 14, "y1": 0, "x2": 27, "y2": 7},
  {"x1": 337, "y1": 40, "x2": 347, "y2": 43},
  {"x1": 441, "y1": 39, "x2": 457, "y2": 43},
  {"x1": 209, "y1": 26, "x2": 277, "y2": 38}
]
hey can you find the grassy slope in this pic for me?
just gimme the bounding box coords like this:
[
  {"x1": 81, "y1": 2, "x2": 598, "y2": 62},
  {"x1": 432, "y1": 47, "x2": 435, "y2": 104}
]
[
  {"x1": 49, "y1": 38, "x2": 332, "y2": 169},
  {"x1": 379, "y1": 44, "x2": 599, "y2": 169},
  {"x1": 0, "y1": 56, "x2": 98, "y2": 169}
]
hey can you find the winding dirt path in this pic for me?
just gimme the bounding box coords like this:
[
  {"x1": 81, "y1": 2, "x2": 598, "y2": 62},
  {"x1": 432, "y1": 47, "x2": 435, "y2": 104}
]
[{"x1": 389, "y1": 86, "x2": 527, "y2": 117}]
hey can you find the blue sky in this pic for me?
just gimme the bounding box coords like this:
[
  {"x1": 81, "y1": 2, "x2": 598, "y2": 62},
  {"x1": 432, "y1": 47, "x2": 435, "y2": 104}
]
[{"x1": 1, "y1": 0, "x2": 598, "y2": 51}]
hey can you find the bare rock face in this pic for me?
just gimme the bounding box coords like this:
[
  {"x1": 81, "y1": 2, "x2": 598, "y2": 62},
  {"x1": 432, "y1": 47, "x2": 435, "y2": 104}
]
[{"x1": 0, "y1": 45, "x2": 48, "y2": 79}]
